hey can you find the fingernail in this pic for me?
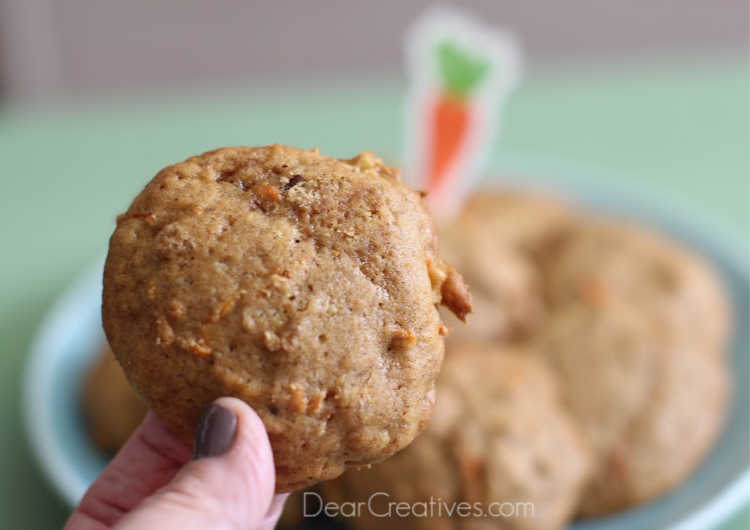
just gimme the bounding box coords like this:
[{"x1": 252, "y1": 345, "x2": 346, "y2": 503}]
[{"x1": 194, "y1": 403, "x2": 238, "y2": 459}]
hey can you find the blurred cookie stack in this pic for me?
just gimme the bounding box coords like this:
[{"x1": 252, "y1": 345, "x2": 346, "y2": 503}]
[
  {"x1": 322, "y1": 189, "x2": 731, "y2": 529},
  {"x1": 82, "y1": 345, "x2": 148, "y2": 454}
]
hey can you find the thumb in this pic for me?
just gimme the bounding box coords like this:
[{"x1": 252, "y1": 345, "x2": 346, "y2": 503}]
[{"x1": 115, "y1": 397, "x2": 278, "y2": 530}]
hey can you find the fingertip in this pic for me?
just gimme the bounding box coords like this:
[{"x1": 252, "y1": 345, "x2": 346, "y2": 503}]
[
  {"x1": 212, "y1": 397, "x2": 267, "y2": 437},
  {"x1": 117, "y1": 398, "x2": 279, "y2": 528},
  {"x1": 210, "y1": 398, "x2": 273, "y2": 463},
  {"x1": 199, "y1": 397, "x2": 276, "y2": 492}
]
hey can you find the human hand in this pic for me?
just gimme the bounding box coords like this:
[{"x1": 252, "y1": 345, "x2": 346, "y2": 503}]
[{"x1": 65, "y1": 397, "x2": 288, "y2": 530}]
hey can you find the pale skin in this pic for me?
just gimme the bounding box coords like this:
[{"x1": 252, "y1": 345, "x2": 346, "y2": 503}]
[{"x1": 64, "y1": 398, "x2": 288, "y2": 530}]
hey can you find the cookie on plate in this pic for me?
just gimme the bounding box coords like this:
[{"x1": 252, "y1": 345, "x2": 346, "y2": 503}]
[
  {"x1": 82, "y1": 345, "x2": 147, "y2": 453},
  {"x1": 545, "y1": 219, "x2": 730, "y2": 354},
  {"x1": 534, "y1": 301, "x2": 659, "y2": 477},
  {"x1": 103, "y1": 145, "x2": 471, "y2": 491},
  {"x1": 538, "y1": 219, "x2": 731, "y2": 516},
  {"x1": 456, "y1": 190, "x2": 573, "y2": 255},
  {"x1": 439, "y1": 220, "x2": 541, "y2": 344},
  {"x1": 323, "y1": 342, "x2": 591, "y2": 530},
  {"x1": 438, "y1": 190, "x2": 572, "y2": 343},
  {"x1": 578, "y1": 342, "x2": 729, "y2": 515}
]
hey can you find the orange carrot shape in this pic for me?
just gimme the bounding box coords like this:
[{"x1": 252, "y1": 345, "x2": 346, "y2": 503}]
[
  {"x1": 427, "y1": 41, "x2": 490, "y2": 192},
  {"x1": 404, "y1": 7, "x2": 521, "y2": 218}
]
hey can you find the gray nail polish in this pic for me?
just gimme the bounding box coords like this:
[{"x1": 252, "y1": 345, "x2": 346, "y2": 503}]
[{"x1": 194, "y1": 403, "x2": 238, "y2": 459}]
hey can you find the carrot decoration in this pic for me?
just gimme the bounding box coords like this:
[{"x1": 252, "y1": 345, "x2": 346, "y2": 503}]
[
  {"x1": 427, "y1": 41, "x2": 489, "y2": 191},
  {"x1": 404, "y1": 7, "x2": 521, "y2": 218}
]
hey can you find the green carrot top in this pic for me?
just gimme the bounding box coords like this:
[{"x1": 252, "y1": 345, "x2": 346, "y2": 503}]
[{"x1": 435, "y1": 40, "x2": 490, "y2": 99}]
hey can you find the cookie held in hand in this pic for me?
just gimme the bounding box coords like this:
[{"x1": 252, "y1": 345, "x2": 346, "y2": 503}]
[{"x1": 102, "y1": 145, "x2": 471, "y2": 491}]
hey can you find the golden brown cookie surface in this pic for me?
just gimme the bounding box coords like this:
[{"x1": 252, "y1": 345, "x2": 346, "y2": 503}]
[
  {"x1": 454, "y1": 190, "x2": 573, "y2": 255},
  {"x1": 578, "y1": 342, "x2": 729, "y2": 515},
  {"x1": 103, "y1": 145, "x2": 470, "y2": 491},
  {"x1": 323, "y1": 343, "x2": 591, "y2": 530},
  {"x1": 535, "y1": 301, "x2": 659, "y2": 485},
  {"x1": 538, "y1": 219, "x2": 731, "y2": 516},
  {"x1": 545, "y1": 219, "x2": 730, "y2": 354},
  {"x1": 438, "y1": 190, "x2": 572, "y2": 343}
]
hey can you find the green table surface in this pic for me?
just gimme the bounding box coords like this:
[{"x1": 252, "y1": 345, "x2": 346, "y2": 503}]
[{"x1": 1, "y1": 58, "x2": 748, "y2": 528}]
